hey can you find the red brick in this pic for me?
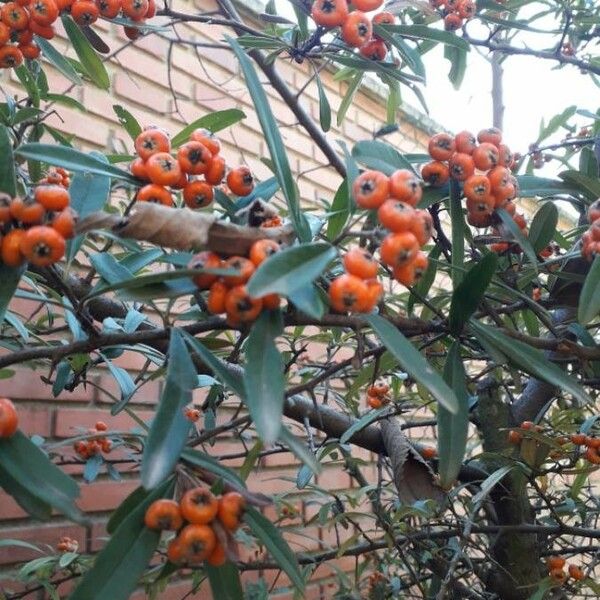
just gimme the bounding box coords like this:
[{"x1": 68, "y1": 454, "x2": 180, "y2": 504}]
[
  {"x1": 79, "y1": 478, "x2": 140, "y2": 514},
  {"x1": 54, "y1": 408, "x2": 154, "y2": 438},
  {"x1": 0, "y1": 370, "x2": 94, "y2": 402}
]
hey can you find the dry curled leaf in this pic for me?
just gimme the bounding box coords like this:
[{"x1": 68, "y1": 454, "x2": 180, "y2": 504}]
[
  {"x1": 380, "y1": 418, "x2": 444, "y2": 504},
  {"x1": 76, "y1": 203, "x2": 296, "y2": 257}
]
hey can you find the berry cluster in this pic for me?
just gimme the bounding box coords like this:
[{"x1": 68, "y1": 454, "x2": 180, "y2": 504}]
[
  {"x1": 187, "y1": 239, "x2": 281, "y2": 327},
  {"x1": 365, "y1": 381, "x2": 390, "y2": 408},
  {"x1": 130, "y1": 126, "x2": 254, "y2": 209},
  {"x1": 73, "y1": 421, "x2": 113, "y2": 459},
  {"x1": 353, "y1": 167, "x2": 432, "y2": 286},
  {"x1": 546, "y1": 557, "x2": 585, "y2": 586},
  {"x1": 0, "y1": 398, "x2": 18, "y2": 438},
  {"x1": 0, "y1": 0, "x2": 156, "y2": 70},
  {"x1": 144, "y1": 487, "x2": 245, "y2": 568},
  {"x1": 56, "y1": 536, "x2": 79, "y2": 553},
  {"x1": 422, "y1": 127, "x2": 529, "y2": 252},
  {"x1": 311, "y1": 0, "x2": 396, "y2": 62},
  {"x1": 0, "y1": 182, "x2": 75, "y2": 269},
  {"x1": 429, "y1": 0, "x2": 476, "y2": 32},
  {"x1": 329, "y1": 247, "x2": 383, "y2": 313},
  {"x1": 581, "y1": 199, "x2": 600, "y2": 260}
]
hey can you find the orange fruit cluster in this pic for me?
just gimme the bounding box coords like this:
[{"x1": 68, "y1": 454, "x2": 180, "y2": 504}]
[
  {"x1": 329, "y1": 246, "x2": 383, "y2": 313},
  {"x1": 571, "y1": 432, "x2": 600, "y2": 465},
  {"x1": 421, "y1": 127, "x2": 528, "y2": 254},
  {"x1": 130, "y1": 125, "x2": 254, "y2": 210},
  {"x1": 350, "y1": 167, "x2": 432, "y2": 288},
  {"x1": 311, "y1": 0, "x2": 395, "y2": 62},
  {"x1": 188, "y1": 239, "x2": 281, "y2": 327},
  {"x1": 581, "y1": 199, "x2": 600, "y2": 260},
  {"x1": 73, "y1": 420, "x2": 112, "y2": 459},
  {"x1": 0, "y1": 398, "x2": 18, "y2": 438},
  {"x1": 365, "y1": 381, "x2": 390, "y2": 408},
  {"x1": 56, "y1": 536, "x2": 79, "y2": 553},
  {"x1": 547, "y1": 556, "x2": 585, "y2": 585},
  {"x1": 428, "y1": 0, "x2": 476, "y2": 32},
  {"x1": 144, "y1": 487, "x2": 245, "y2": 568},
  {"x1": 0, "y1": 178, "x2": 75, "y2": 268}
]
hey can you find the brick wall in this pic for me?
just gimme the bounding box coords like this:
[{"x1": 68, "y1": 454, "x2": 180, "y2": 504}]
[{"x1": 0, "y1": 1, "x2": 431, "y2": 598}]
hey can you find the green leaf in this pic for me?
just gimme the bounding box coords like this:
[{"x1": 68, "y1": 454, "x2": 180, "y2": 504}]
[
  {"x1": 373, "y1": 26, "x2": 425, "y2": 80},
  {"x1": 42, "y1": 93, "x2": 86, "y2": 112},
  {"x1": 0, "y1": 539, "x2": 42, "y2": 552},
  {"x1": 247, "y1": 242, "x2": 337, "y2": 298},
  {"x1": 142, "y1": 329, "x2": 197, "y2": 489},
  {"x1": 0, "y1": 265, "x2": 24, "y2": 324},
  {"x1": 181, "y1": 448, "x2": 246, "y2": 489},
  {"x1": 516, "y1": 174, "x2": 583, "y2": 198},
  {"x1": 448, "y1": 253, "x2": 498, "y2": 335},
  {"x1": 288, "y1": 284, "x2": 326, "y2": 319},
  {"x1": 559, "y1": 170, "x2": 600, "y2": 201},
  {"x1": 497, "y1": 208, "x2": 538, "y2": 270},
  {"x1": 315, "y1": 75, "x2": 331, "y2": 132},
  {"x1": 67, "y1": 154, "x2": 111, "y2": 262},
  {"x1": 438, "y1": 342, "x2": 470, "y2": 489},
  {"x1": 279, "y1": 427, "x2": 321, "y2": 476},
  {"x1": 0, "y1": 463, "x2": 52, "y2": 521},
  {"x1": 0, "y1": 431, "x2": 83, "y2": 523},
  {"x1": 171, "y1": 109, "x2": 246, "y2": 147},
  {"x1": 352, "y1": 140, "x2": 417, "y2": 175},
  {"x1": 449, "y1": 181, "x2": 465, "y2": 285},
  {"x1": 207, "y1": 563, "x2": 244, "y2": 600},
  {"x1": 339, "y1": 406, "x2": 388, "y2": 445},
  {"x1": 113, "y1": 105, "x2": 141, "y2": 141},
  {"x1": 228, "y1": 37, "x2": 310, "y2": 242},
  {"x1": 366, "y1": 314, "x2": 458, "y2": 414},
  {"x1": 107, "y1": 485, "x2": 152, "y2": 534},
  {"x1": 469, "y1": 321, "x2": 590, "y2": 405},
  {"x1": 244, "y1": 311, "x2": 285, "y2": 444},
  {"x1": 101, "y1": 355, "x2": 136, "y2": 414},
  {"x1": 70, "y1": 479, "x2": 173, "y2": 600},
  {"x1": 528, "y1": 202, "x2": 558, "y2": 253},
  {"x1": 578, "y1": 255, "x2": 600, "y2": 324},
  {"x1": 15, "y1": 65, "x2": 40, "y2": 107},
  {"x1": 444, "y1": 45, "x2": 467, "y2": 89},
  {"x1": 536, "y1": 105, "x2": 576, "y2": 144},
  {"x1": 471, "y1": 465, "x2": 513, "y2": 506},
  {"x1": 0, "y1": 125, "x2": 16, "y2": 196},
  {"x1": 381, "y1": 24, "x2": 470, "y2": 50},
  {"x1": 16, "y1": 143, "x2": 135, "y2": 182},
  {"x1": 62, "y1": 15, "x2": 110, "y2": 89},
  {"x1": 337, "y1": 71, "x2": 363, "y2": 126},
  {"x1": 326, "y1": 180, "x2": 351, "y2": 241},
  {"x1": 36, "y1": 37, "x2": 83, "y2": 86},
  {"x1": 408, "y1": 245, "x2": 440, "y2": 314},
  {"x1": 181, "y1": 330, "x2": 246, "y2": 398},
  {"x1": 244, "y1": 507, "x2": 304, "y2": 591}
]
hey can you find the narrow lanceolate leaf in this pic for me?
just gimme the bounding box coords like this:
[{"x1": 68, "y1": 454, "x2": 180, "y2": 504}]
[
  {"x1": 171, "y1": 109, "x2": 246, "y2": 147},
  {"x1": 0, "y1": 125, "x2": 16, "y2": 196},
  {"x1": 0, "y1": 431, "x2": 83, "y2": 523},
  {"x1": 470, "y1": 321, "x2": 590, "y2": 405},
  {"x1": 141, "y1": 329, "x2": 197, "y2": 489},
  {"x1": 448, "y1": 253, "x2": 498, "y2": 335},
  {"x1": 279, "y1": 427, "x2": 321, "y2": 476},
  {"x1": 497, "y1": 208, "x2": 538, "y2": 270},
  {"x1": 352, "y1": 140, "x2": 417, "y2": 175},
  {"x1": 449, "y1": 180, "x2": 465, "y2": 285},
  {"x1": 35, "y1": 37, "x2": 83, "y2": 86},
  {"x1": 315, "y1": 75, "x2": 331, "y2": 132},
  {"x1": 227, "y1": 37, "x2": 311, "y2": 242},
  {"x1": 438, "y1": 342, "x2": 470, "y2": 489},
  {"x1": 70, "y1": 479, "x2": 173, "y2": 600},
  {"x1": 113, "y1": 105, "x2": 142, "y2": 141},
  {"x1": 578, "y1": 256, "x2": 600, "y2": 324},
  {"x1": 337, "y1": 71, "x2": 363, "y2": 126},
  {"x1": 528, "y1": 202, "x2": 558, "y2": 253},
  {"x1": 444, "y1": 44, "x2": 467, "y2": 89},
  {"x1": 244, "y1": 507, "x2": 304, "y2": 591},
  {"x1": 0, "y1": 463, "x2": 52, "y2": 521},
  {"x1": 381, "y1": 24, "x2": 470, "y2": 50},
  {"x1": 366, "y1": 314, "x2": 458, "y2": 414},
  {"x1": 62, "y1": 15, "x2": 110, "y2": 89},
  {"x1": 244, "y1": 311, "x2": 285, "y2": 444},
  {"x1": 0, "y1": 265, "x2": 24, "y2": 324},
  {"x1": 181, "y1": 330, "x2": 245, "y2": 397},
  {"x1": 181, "y1": 448, "x2": 246, "y2": 489},
  {"x1": 326, "y1": 180, "x2": 351, "y2": 241},
  {"x1": 16, "y1": 144, "x2": 136, "y2": 182},
  {"x1": 207, "y1": 563, "x2": 244, "y2": 600},
  {"x1": 247, "y1": 242, "x2": 337, "y2": 298}
]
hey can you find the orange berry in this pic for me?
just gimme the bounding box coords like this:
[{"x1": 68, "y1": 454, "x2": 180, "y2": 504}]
[
  {"x1": 380, "y1": 231, "x2": 419, "y2": 267},
  {"x1": 0, "y1": 398, "x2": 18, "y2": 438},
  {"x1": 70, "y1": 0, "x2": 99, "y2": 25},
  {"x1": 508, "y1": 430, "x2": 522, "y2": 445},
  {"x1": 10, "y1": 198, "x2": 45, "y2": 225},
  {"x1": 20, "y1": 226, "x2": 65, "y2": 267},
  {"x1": 224, "y1": 285, "x2": 263, "y2": 322},
  {"x1": 359, "y1": 38, "x2": 387, "y2": 61},
  {"x1": 261, "y1": 293, "x2": 281, "y2": 310},
  {"x1": 454, "y1": 131, "x2": 477, "y2": 155},
  {"x1": 549, "y1": 568, "x2": 567, "y2": 586},
  {"x1": 568, "y1": 565, "x2": 585, "y2": 581},
  {"x1": 51, "y1": 208, "x2": 77, "y2": 240},
  {"x1": 587, "y1": 199, "x2": 600, "y2": 223},
  {"x1": 136, "y1": 184, "x2": 173, "y2": 206},
  {"x1": 421, "y1": 161, "x2": 449, "y2": 187},
  {"x1": 477, "y1": 127, "x2": 502, "y2": 146},
  {"x1": 177, "y1": 141, "x2": 212, "y2": 175},
  {"x1": 145, "y1": 152, "x2": 182, "y2": 187},
  {"x1": 180, "y1": 487, "x2": 219, "y2": 525},
  {"x1": 178, "y1": 524, "x2": 216, "y2": 564},
  {"x1": 207, "y1": 280, "x2": 228, "y2": 315},
  {"x1": 29, "y1": 0, "x2": 58, "y2": 25},
  {"x1": 444, "y1": 13, "x2": 463, "y2": 31},
  {"x1": 121, "y1": 0, "x2": 147, "y2": 20},
  {"x1": 388, "y1": 169, "x2": 422, "y2": 206},
  {"x1": 457, "y1": 0, "x2": 475, "y2": 18},
  {"x1": 352, "y1": 0, "x2": 382, "y2": 9},
  {"x1": 144, "y1": 499, "x2": 184, "y2": 531},
  {"x1": 463, "y1": 174, "x2": 492, "y2": 202},
  {"x1": 205, "y1": 155, "x2": 226, "y2": 186},
  {"x1": 449, "y1": 153, "x2": 475, "y2": 181},
  {"x1": 130, "y1": 157, "x2": 149, "y2": 181},
  {"x1": 362, "y1": 278, "x2": 383, "y2": 311},
  {"x1": 409, "y1": 210, "x2": 433, "y2": 246},
  {"x1": 227, "y1": 166, "x2": 254, "y2": 196},
  {"x1": 222, "y1": 256, "x2": 255, "y2": 287},
  {"x1": 353, "y1": 170, "x2": 389, "y2": 209},
  {"x1": 183, "y1": 181, "x2": 213, "y2": 209},
  {"x1": 0, "y1": 45, "x2": 23, "y2": 69},
  {"x1": 188, "y1": 251, "x2": 222, "y2": 289},
  {"x1": 249, "y1": 239, "x2": 280, "y2": 267},
  {"x1": 96, "y1": 0, "x2": 121, "y2": 18},
  {"x1": 1, "y1": 3, "x2": 29, "y2": 29},
  {"x1": 166, "y1": 537, "x2": 185, "y2": 564},
  {"x1": 341, "y1": 11, "x2": 372, "y2": 48},
  {"x1": 1, "y1": 229, "x2": 26, "y2": 267},
  {"x1": 189, "y1": 128, "x2": 220, "y2": 156},
  {"x1": 328, "y1": 273, "x2": 369, "y2": 313},
  {"x1": 206, "y1": 542, "x2": 227, "y2": 567},
  {"x1": 134, "y1": 129, "x2": 170, "y2": 161},
  {"x1": 570, "y1": 433, "x2": 586, "y2": 445},
  {"x1": 217, "y1": 491, "x2": 246, "y2": 531},
  {"x1": 367, "y1": 395, "x2": 382, "y2": 409},
  {"x1": 343, "y1": 246, "x2": 378, "y2": 279},
  {"x1": 311, "y1": 0, "x2": 348, "y2": 28},
  {"x1": 428, "y1": 133, "x2": 456, "y2": 161},
  {"x1": 472, "y1": 142, "x2": 500, "y2": 171},
  {"x1": 421, "y1": 446, "x2": 437, "y2": 459},
  {"x1": 377, "y1": 199, "x2": 416, "y2": 232}
]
